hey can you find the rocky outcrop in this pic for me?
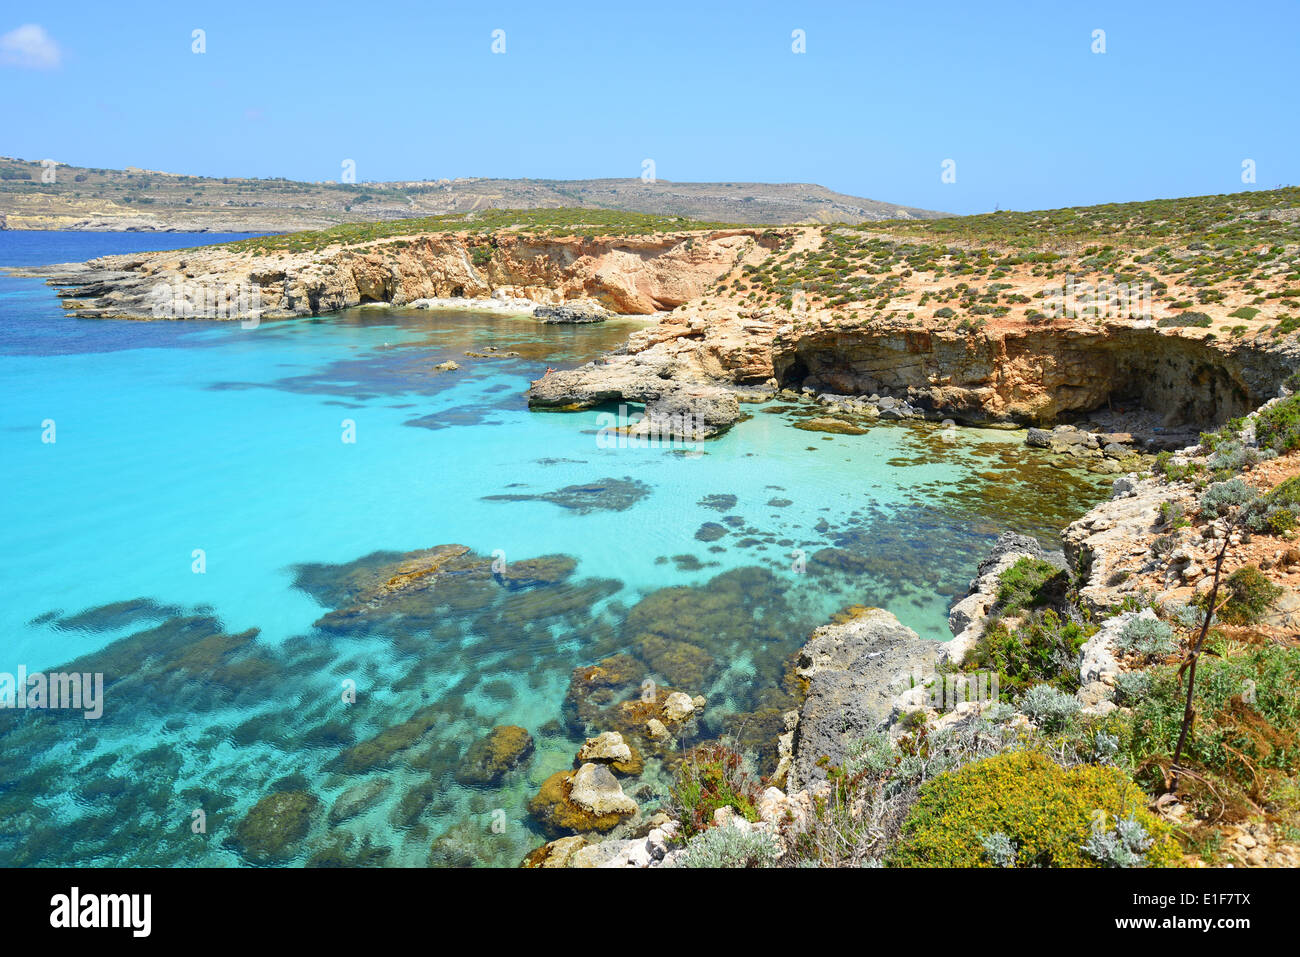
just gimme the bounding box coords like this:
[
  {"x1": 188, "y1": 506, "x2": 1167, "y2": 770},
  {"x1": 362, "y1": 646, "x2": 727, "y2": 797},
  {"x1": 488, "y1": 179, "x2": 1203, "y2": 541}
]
[
  {"x1": 1064, "y1": 476, "x2": 1171, "y2": 614},
  {"x1": 525, "y1": 349, "x2": 744, "y2": 440},
  {"x1": 20, "y1": 220, "x2": 1298, "y2": 440},
  {"x1": 788, "y1": 607, "x2": 937, "y2": 790},
  {"x1": 575, "y1": 731, "x2": 644, "y2": 776},
  {"x1": 772, "y1": 324, "x2": 1296, "y2": 428},
  {"x1": 940, "y1": 532, "x2": 1061, "y2": 667},
  {"x1": 13, "y1": 229, "x2": 774, "y2": 320},
  {"x1": 528, "y1": 763, "x2": 639, "y2": 837},
  {"x1": 533, "y1": 300, "x2": 610, "y2": 324}
]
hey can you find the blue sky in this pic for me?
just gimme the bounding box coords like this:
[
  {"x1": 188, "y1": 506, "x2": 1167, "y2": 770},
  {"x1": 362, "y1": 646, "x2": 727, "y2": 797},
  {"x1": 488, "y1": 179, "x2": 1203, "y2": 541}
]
[{"x1": 1, "y1": 0, "x2": 1296, "y2": 215}]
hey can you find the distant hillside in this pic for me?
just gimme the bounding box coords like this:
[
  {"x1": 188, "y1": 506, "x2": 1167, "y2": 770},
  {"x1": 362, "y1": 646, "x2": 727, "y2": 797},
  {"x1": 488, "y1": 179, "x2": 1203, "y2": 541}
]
[{"x1": 0, "y1": 157, "x2": 948, "y2": 233}]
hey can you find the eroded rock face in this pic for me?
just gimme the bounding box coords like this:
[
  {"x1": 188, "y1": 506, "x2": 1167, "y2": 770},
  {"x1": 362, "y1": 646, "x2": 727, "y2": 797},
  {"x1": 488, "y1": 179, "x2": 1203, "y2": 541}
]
[
  {"x1": 34, "y1": 221, "x2": 1297, "y2": 438},
  {"x1": 31, "y1": 230, "x2": 768, "y2": 319},
  {"x1": 772, "y1": 326, "x2": 1292, "y2": 428},
  {"x1": 789, "y1": 607, "x2": 936, "y2": 790}
]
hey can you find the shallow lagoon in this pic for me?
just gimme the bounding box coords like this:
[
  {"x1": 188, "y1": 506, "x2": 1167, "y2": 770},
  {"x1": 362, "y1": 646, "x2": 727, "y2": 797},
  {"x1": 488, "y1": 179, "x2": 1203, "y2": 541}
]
[{"x1": 0, "y1": 232, "x2": 1109, "y2": 866}]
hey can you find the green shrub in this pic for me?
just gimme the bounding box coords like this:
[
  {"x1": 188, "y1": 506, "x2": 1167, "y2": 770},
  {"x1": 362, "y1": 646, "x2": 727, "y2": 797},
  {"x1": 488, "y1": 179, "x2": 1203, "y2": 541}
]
[
  {"x1": 1217, "y1": 566, "x2": 1283, "y2": 624},
  {"x1": 1018, "y1": 683, "x2": 1081, "y2": 731},
  {"x1": 1247, "y1": 477, "x2": 1300, "y2": 534},
  {"x1": 1082, "y1": 814, "x2": 1162, "y2": 867},
  {"x1": 1157, "y1": 312, "x2": 1212, "y2": 328},
  {"x1": 980, "y1": 831, "x2": 1017, "y2": 867},
  {"x1": 672, "y1": 825, "x2": 779, "y2": 868},
  {"x1": 893, "y1": 751, "x2": 1180, "y2": 867},
  {"x1": 994, "y1": 557, "x2": 1069, "y2": 614},
  {"x1": 1265, "y1": 475, "x2": 1300, "y2": 509},
  {"x1": 1272, "y1": 315, "x2": 1300, "y2": 337},
  {"x1": 965, "y1": 609, "x2": 1093, "y2": 693},
  {"x1": 1199, "y1": 478, "x2": 1259, "y2": 517},
  {"x1": 1154, "y1": 450, "x2": 1197, "y2": 482},
  {"x1": 1128, "y1": 644, "x2": 1300, "y2": 813},
  {"x1": 1114, "y1": 616, "x2": 1178, "y2": 660},
  {"x1": 668, "y1": 744, "x2": 761, "y2": 838},
  {"x1": 1113, "y1": 670, "x2": 1151, "y2": 706},
  {"x1": 1255, "y1": 395, "x2": 1300, "y2": 454},
  {"x1": 1159, "y1": 500, "x2": 1188, "y2": 529}
]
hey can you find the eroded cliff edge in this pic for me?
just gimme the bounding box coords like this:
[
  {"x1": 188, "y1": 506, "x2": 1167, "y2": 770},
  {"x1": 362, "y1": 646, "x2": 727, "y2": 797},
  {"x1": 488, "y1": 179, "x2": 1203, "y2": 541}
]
[{"x1": 12, "y1": 199, "x2": 1300, "y2": 442}]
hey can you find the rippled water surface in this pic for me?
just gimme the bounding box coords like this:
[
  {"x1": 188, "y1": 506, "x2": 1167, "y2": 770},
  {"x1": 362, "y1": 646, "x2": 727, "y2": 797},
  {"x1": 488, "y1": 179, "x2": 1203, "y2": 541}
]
[{"x1": 0, "y1": 231, "x2": 1110, "y2": 866}]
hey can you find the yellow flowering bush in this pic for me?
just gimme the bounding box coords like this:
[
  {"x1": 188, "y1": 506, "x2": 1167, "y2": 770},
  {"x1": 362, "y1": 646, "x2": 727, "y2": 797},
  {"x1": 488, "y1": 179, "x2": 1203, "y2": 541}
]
[{"x1": 893, "y1": 750, "x2": 1181, "y2": 867}]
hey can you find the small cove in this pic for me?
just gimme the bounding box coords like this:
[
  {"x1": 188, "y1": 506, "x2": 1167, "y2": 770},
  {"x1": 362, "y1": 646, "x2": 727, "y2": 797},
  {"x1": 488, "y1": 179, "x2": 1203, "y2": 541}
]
[{"x1": 0, "y1": 231, "x2": 1111, "y2": 866}]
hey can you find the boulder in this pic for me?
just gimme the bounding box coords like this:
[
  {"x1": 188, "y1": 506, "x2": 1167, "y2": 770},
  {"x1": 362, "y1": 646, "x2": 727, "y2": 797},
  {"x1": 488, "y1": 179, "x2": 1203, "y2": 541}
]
[
  {"x1": 521, "y1": 835, "x2": 588, "y2": 868},
  {"x1": 1025, "y1": 427, "x2": 1052, "y2": 448},
  {"x1": 790, "y1": 608, "x2": 936, "y2": 790},
  {"x1": 661, "y1": 691, "x2": 697, "y2": 724},
  {"x1": 528, "y1": 764, "x2": 638, "y2": 837},
  {"x1": 575, "y1": 731, "x2": 644, "y2": 776},
  {"x1": 533, "y1": 300, "x2": 610, "y2": 324}
]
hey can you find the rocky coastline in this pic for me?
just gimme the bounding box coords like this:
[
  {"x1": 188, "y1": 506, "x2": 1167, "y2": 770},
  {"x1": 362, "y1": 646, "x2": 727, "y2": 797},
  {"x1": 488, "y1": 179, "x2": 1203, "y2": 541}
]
[{"x1": 11, "y1": 198, "x2": 1300, "y2": 867}]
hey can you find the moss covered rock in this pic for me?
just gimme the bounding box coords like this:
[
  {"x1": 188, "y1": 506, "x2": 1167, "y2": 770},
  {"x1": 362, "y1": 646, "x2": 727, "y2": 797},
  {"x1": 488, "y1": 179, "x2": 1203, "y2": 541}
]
[
  {"x1": 527, "y1": 764, "x2": 638, "y2": 837},
  {"x1": 633, "y1": 633, "x2": 717, "y2": 688},
  {"x1": 455, "y1": 725, "x2": 535, "y2": 785},
  {"x1": 232, "y1": 790, "x2": 319, "y2": 864}
]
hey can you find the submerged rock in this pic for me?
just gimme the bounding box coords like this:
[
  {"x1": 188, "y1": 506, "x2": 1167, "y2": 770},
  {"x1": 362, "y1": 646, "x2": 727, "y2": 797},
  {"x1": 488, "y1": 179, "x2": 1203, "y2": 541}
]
[
  {"x1": 493, "y1": 554, "x2": 577, "y2": 589},
  {"x1": 633, "y1": 633, "x2": 717, "y2": 688},
  {"x1": 694, "y1": 522, "x2": 728, "y2": 542},
  {"x1": 483, "y1": 477, "x2": 651, "y2": 514},
  {"x1": 697, "y1": 493, "x2": 739, "y2": 511},
  {"x1": 333, "y1": 704, "x2": 449, "y2": 773},
  {"x1": 307, "y1": 832, "x2": 392, "y2": 868},
  {"x1": 455, "y1": 725, "x2": 535, "y2": 786},
  {"x1": 231, "y1": 790, "x2": 319, "y2": 864},
  {"x1": 328, "y1": 778, "x2": 392, "y2": 825},
  {"x1": 793, "y1": 416, "x2": 869, "y2": 435},
  {"x1": 427, "y1": 817, "x2": 517, "y2": 867}
]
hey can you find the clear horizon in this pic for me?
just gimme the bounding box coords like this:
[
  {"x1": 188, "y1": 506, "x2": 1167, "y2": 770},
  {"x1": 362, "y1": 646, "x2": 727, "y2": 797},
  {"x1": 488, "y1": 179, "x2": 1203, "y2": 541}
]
[{"x1": 3, "y1": 0, "x2": 1298, "y2": 217}]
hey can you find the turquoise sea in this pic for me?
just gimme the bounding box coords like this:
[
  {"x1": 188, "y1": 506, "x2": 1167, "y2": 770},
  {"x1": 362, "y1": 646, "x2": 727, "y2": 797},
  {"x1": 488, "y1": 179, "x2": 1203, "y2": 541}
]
[{"x1": 0, "y1": 231, "x2": 1109, "y2": 867}]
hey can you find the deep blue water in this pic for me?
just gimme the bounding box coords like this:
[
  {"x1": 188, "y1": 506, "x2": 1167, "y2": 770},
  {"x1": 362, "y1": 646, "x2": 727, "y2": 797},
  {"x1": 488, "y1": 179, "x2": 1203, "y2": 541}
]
[{"x1": 0, "y1": 230, "x2": 1108, "y2": 866}]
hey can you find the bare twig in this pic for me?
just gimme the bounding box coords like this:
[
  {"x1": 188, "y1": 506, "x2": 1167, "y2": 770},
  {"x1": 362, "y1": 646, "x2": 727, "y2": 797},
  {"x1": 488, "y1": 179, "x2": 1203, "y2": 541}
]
[{"x1": 1168, "y1": 530, "x2": 1233, "y2": 791}]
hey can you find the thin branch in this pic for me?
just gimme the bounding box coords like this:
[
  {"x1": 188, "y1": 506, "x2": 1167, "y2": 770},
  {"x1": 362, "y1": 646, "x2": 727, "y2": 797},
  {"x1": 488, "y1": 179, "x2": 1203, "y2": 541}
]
[{"x1": 1168, "y1": 528, "x2": 1233, "y2": 791}]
